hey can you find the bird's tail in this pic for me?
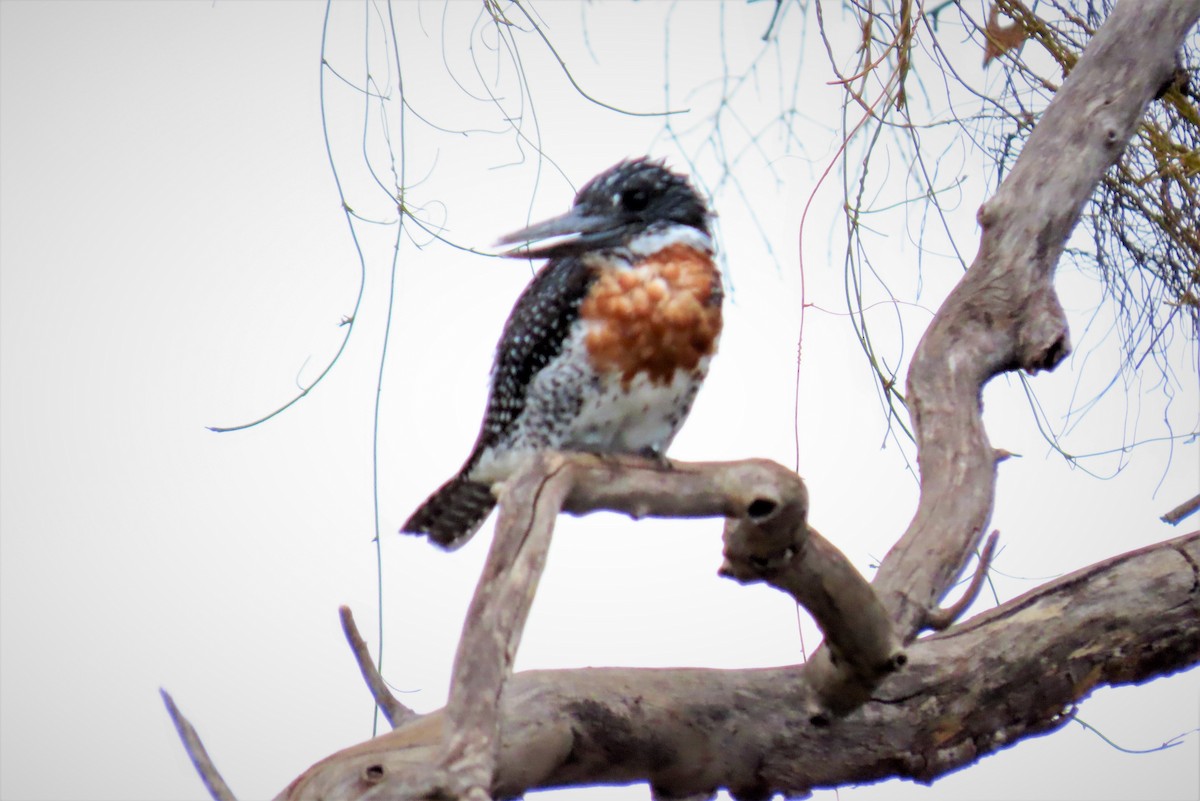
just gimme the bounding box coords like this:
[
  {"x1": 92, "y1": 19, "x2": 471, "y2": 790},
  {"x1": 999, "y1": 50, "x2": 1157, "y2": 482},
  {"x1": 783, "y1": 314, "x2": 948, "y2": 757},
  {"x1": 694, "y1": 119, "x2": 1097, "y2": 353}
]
[{"x1": 400, "y1": 473, "x2": 496, "y2": 550}]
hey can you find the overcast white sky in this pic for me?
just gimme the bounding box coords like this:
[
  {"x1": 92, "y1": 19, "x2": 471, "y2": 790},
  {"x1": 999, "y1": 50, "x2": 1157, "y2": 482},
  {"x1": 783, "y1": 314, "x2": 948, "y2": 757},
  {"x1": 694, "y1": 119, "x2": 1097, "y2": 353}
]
[{"x1": 1, "y1": 2, "x2": 1196, "y2": 800}]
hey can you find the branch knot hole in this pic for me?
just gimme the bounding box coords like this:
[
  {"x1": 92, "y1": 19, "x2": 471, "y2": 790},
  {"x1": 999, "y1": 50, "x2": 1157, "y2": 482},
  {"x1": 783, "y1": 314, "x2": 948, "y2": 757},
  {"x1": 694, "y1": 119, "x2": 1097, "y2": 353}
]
[{"x1": 747, "y1": 497, "x2": 777, "y2": 521}]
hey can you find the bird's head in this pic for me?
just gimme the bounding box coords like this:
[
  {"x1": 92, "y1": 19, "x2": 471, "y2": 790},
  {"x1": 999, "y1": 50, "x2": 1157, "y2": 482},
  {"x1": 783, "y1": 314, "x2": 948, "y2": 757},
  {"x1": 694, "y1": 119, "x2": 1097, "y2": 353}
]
[{"x1": 496, "y1": 158, "x2": 712, "y2": 260}]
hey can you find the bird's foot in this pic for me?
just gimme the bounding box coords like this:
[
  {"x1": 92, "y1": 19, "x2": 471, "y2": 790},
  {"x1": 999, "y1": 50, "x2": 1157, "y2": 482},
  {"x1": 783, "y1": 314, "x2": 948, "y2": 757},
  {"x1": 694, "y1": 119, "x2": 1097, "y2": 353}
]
[{"x1": 636, "y1": 446, "x2": 674, "y2": 471}]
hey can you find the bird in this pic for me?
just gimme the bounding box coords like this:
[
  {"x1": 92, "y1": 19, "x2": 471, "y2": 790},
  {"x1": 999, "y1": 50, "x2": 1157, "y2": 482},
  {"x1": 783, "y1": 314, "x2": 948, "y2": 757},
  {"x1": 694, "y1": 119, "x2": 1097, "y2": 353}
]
[{"x1": 401, "y1": 157, "x2": 722, "y2": 549}]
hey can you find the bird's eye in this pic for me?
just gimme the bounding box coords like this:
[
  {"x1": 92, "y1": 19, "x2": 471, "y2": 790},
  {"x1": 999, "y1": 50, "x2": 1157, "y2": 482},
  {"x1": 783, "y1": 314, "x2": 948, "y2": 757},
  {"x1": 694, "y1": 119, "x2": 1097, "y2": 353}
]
[{"x1": 619, "y1": 187, "x2": 650, "y2": 212}]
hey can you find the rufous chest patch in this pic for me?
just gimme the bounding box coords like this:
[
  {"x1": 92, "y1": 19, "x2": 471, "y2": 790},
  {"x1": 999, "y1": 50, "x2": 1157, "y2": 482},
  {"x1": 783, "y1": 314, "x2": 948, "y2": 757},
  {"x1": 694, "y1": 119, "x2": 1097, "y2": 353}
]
[{"x1": 579, "y1": 243, "x2": 723, "y2": 386}]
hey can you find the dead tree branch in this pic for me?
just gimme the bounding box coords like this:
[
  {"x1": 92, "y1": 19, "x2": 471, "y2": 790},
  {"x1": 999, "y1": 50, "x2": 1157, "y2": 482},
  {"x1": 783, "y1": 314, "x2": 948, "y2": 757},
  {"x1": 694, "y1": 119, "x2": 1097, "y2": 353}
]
[
  {"x1": 557, "y1": 453, "x2": 906, "y2": 711},
  {"x1": 161, "y1": 690, "x2": 237, "y2": 801},
  {"x1": 868, "y1": 0, "x2": 1200, "y2": 639},
  {"x1": 338, "y1": 606, "x2": 416, "y2": 729},
  {"x1": 277, "y1": 453, "x2": 902, "y2": 801},
  {"x1": 568, "y1": 454, "x2": 905, "y2": 716},
  {"x1": 279, "y1": 530, "x2": 1199, "y2": 801},
  {"x1": 1162, "y1": 492, "x2": 1200, "y2": 525},
  {"x1": 166, "y1": 3, "x2": 1200, "y2": 800}
]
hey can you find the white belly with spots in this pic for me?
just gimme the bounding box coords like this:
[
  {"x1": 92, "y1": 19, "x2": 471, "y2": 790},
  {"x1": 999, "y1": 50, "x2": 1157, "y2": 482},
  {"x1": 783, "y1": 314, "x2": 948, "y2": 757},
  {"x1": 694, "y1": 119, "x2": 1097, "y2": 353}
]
[
  {"x1": 468, "y1": 324, "x2": 710, "y2": 485},
  {"x1": 564, "y1": 364, "x2": 704, "y2": 453}
]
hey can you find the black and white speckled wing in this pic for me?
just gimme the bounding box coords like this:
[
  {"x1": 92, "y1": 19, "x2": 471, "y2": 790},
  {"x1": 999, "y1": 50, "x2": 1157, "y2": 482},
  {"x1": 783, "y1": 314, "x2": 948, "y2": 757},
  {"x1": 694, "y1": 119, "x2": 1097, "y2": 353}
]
[
  {"x1": 467, "y1": 253, "x2": 597, "y2": 468},
  {"x1": 400, "y1": 254, "x2": 596, "y2": 549}
]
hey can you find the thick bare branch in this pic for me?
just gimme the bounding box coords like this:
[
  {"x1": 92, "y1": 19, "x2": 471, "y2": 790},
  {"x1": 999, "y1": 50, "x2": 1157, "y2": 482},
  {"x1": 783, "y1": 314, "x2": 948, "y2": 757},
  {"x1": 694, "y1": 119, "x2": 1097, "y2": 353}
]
[
  {"x1": 272, "y1": 453, "x2": 902, "y2": 801},
  {"x1": 558, "y1": 454, "x2": 789, "y2": 519},
  {"x1": 562, "y1": 453, "x2": 907, "y2": 714},
  {"x1": 870, "y1": 0, "x2": 1200, "y2": 639},
  {"x1": 278, "y1": 531, "x2": 1199, "y2": 801},
  {"x1": 436, "y1": 453, "x2": 576, "y2": 800},
  {"x1": 561, "y1": 454, "x2": 905, "y2": 716},
  {"x1": 721, "y1": 514, "x2": 905, "y2": 718}
]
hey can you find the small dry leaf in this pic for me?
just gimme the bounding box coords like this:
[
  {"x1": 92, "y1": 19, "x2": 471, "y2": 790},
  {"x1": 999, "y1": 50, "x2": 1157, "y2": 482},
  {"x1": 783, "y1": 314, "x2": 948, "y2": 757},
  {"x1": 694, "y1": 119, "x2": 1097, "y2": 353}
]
[{"x1": 983, "y1": 3, "x2": 1028, "y2": 66}]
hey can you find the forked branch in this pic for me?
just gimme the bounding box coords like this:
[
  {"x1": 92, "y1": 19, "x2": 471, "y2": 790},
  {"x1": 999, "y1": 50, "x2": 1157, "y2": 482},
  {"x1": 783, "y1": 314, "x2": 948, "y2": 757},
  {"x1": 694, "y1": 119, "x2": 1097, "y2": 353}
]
[
  {"x1": 277, "y1": 530, "x2": 1199, "y2": 801},
  {"x1": 274, "y1": 453, "x2": 902, "y2": 801},
  {"x1": 440, "y1": 453, "x2": 902, "y2": 800}
]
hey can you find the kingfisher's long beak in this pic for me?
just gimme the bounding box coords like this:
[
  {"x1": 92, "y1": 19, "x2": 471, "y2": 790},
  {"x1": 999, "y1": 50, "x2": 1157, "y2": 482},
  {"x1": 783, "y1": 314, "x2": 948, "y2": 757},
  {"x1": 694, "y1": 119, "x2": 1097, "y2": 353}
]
[{"x1": 496, "y1": 209, "x2": 626, "y2": 259}]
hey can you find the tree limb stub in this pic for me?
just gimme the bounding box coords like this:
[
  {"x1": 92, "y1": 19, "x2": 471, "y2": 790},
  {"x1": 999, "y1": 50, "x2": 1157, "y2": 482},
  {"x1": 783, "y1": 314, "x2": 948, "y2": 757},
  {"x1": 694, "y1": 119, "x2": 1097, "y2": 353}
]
[
  {"x1": 338, "y1": 606, "x2": 416, "y2": 729},
  {"x1": 872, "y1": 0, "x2": 1200, "y2": 639},
  {"x1": 278, "y1": 531, "x2": 1199, "y2": 801},
  {"x1": 161, "y1": 690, "x2": 237, "y2": 801},
  {"x1": 1162, "y1": 492, "x2": 1200, "y2": 525}
]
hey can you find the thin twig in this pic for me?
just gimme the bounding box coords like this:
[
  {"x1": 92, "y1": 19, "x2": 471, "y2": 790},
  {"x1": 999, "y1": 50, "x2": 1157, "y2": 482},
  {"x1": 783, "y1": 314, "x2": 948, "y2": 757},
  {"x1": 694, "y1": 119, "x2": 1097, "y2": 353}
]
[
  {"x1": 1161, "y1": 492, "x2": 1200, "y2": 525},
  {"x1": 206, "y1": 1, "x2": 370, "y2": 433},
  {"x1": 925, "y1": 530, "x2": 1001, "y2": 631},
  {"x1": 1074, "y1": 716, "x2": 1198, "y2": 754},
  {"x1": 160, "y1": 690, "x2": 238, "y2": 801},
  {"x1": 339, "y1": 606, "x2": 417, "y2": 728},
  {"x1": 502, "y1": 1, "x2": 688, "y2": 117}
]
